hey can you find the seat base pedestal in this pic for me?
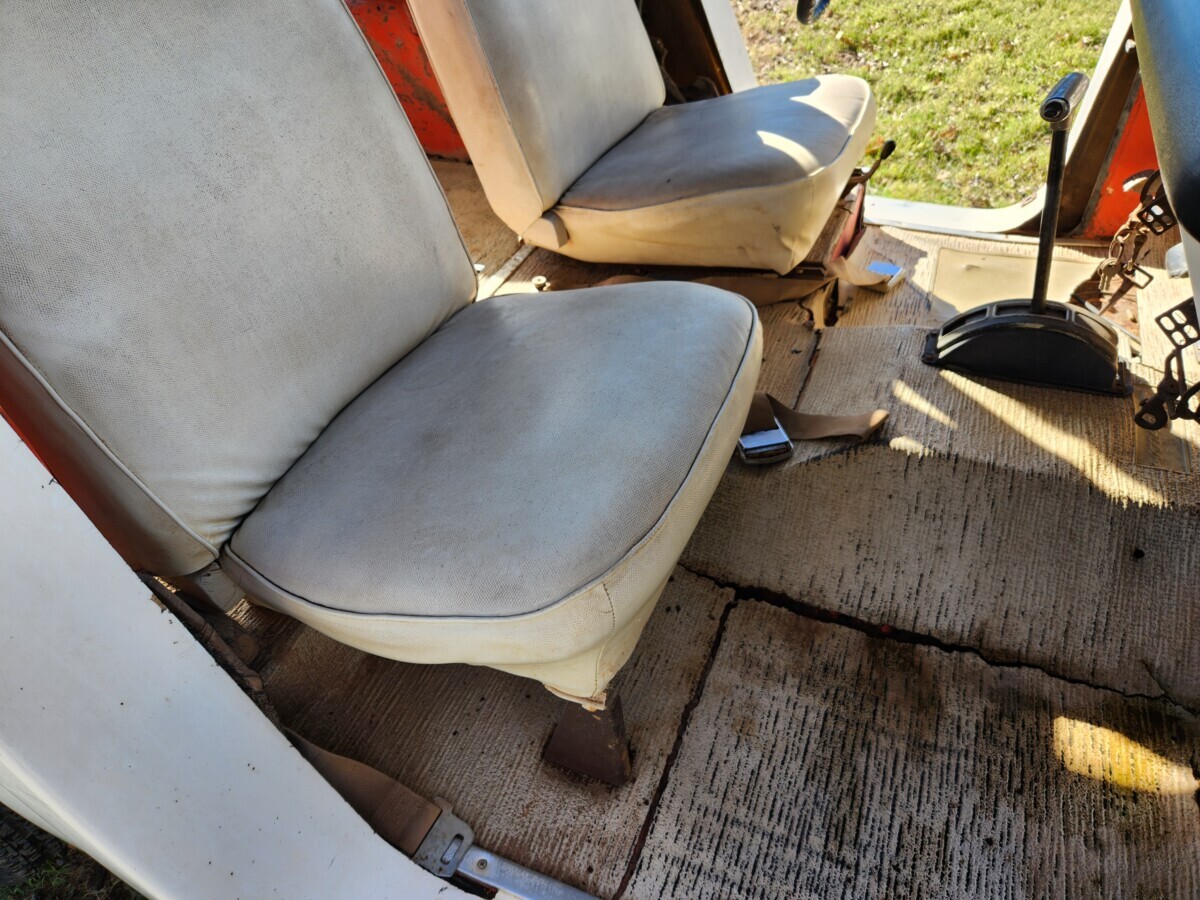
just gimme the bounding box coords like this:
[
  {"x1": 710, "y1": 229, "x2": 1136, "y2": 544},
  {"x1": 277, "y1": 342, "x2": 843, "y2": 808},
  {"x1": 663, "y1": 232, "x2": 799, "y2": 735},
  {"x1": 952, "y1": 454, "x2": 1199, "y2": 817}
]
[{"x1": 543, "y1": 695, "x2": 632, "y2": 787}]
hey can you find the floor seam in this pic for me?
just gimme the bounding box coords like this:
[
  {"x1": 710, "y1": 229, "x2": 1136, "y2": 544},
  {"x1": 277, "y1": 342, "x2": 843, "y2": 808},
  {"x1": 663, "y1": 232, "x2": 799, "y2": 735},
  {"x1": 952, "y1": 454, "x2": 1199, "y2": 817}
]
[
  {"x1": 677, "y1": 562, "x2": 1200, "y2": 718},
  {"x1": 790, "y1": 320, "x2": 821, "y2": 408},
  {"x1": 612, "y1": 590, "x2": 740, "y2": 900},
  {"x1": 476, "y1": 243, "x2": 535, "y2": 299}
]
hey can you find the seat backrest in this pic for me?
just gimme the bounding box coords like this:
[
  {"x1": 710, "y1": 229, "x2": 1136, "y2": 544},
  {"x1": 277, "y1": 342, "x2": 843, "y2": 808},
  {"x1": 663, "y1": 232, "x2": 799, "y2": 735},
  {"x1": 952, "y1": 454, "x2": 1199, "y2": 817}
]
[
  {"x1": 0, "y1": 1, "x2": 477, "y2": 575},
  {"x1": 410, "y1": 0, "x2": 666, "y2": 236}
]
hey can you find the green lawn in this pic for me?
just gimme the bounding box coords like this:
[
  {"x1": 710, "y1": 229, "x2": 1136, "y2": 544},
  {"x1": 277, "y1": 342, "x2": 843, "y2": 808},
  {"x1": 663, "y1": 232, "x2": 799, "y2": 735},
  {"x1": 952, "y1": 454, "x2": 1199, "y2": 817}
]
[
  {"x1": 0, "y1": 849, "x2": 138, "y2": 900},
  {"x1": 733, "y1": 0, "x2": 1120, "y2": 207}
]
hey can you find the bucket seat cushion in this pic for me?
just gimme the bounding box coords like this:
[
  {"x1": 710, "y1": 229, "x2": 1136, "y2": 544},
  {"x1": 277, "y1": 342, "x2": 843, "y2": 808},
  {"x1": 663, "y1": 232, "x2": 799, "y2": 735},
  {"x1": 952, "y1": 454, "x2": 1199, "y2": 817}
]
[
  {"x1": 410, "y1": 0, "x2": 876, "y2": 273},
  {"x1": 224, "y1": 283, "x2": 761, "y2": 701},
  {"x1": 554, "y1": 76, "x2": 877, "y2": 273}
]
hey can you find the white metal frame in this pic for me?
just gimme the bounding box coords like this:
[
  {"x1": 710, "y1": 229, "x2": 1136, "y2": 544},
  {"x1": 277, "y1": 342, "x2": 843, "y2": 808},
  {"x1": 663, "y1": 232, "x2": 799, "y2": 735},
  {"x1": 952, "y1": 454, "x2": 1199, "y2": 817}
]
[
  {"x1": 0, "y1": 420, "x2": 464, "y2": 900},
  {"x1": 708, "y1": 0, "x2": 758, "y2": 91}
]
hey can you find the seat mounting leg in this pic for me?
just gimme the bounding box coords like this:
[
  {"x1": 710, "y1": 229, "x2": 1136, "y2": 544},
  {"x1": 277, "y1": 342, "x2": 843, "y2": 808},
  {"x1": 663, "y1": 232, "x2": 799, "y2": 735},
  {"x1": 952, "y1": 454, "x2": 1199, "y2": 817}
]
[{"x1": 543, "y1": 695, "x2": 632, "y2": 787}]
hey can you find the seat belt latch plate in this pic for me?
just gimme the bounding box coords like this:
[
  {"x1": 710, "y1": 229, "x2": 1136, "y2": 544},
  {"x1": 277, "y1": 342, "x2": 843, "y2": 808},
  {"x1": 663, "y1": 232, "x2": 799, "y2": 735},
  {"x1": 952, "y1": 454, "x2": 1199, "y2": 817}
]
[{"x1": 738, "y1": 420, "x2": 794, "y2": 466}]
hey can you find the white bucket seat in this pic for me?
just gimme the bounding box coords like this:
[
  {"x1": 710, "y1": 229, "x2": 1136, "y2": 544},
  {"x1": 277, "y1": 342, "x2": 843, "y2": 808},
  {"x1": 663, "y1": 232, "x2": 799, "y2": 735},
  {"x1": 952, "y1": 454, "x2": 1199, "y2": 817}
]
[
  {"x1": 0, "y1": 0, "x2": 760, "y2": 706},
  {"x1": 410, "y1": 0, "x2": 877, "y2": 274}
]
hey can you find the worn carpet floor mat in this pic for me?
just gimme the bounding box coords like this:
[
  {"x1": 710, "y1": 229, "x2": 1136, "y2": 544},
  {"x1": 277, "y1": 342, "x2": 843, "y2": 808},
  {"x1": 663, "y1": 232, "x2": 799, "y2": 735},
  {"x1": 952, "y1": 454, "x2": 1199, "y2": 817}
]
[
  {"x1": 930, "y1": 247, "x2": 1100, "y2": 315},
  {"x1": 836, "y1": 227, "x2": 1107, "y2": 329},
  {"x1": 431, "y1": 160, "x2": 520, "y2": 280},
  {"x1": 236, "y1": 567, "x2": 730, "y2": 899},
  {"x1": 687, "y1": 325, "x2": 1200, "y2": 708},
  {"x1": 626, "y1": 600, "x2": 1200, "y2": 899}
]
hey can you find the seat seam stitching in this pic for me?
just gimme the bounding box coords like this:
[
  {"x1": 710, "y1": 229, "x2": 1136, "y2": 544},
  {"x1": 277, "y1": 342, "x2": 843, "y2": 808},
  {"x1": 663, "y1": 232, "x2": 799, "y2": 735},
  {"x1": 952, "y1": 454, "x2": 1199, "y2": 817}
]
[
  {"x1": 556, "y1": 139, "x2": 863, "y2": 214},
  {"x1": 594, "y1": 583, "x2": 619, "y2": 697}
]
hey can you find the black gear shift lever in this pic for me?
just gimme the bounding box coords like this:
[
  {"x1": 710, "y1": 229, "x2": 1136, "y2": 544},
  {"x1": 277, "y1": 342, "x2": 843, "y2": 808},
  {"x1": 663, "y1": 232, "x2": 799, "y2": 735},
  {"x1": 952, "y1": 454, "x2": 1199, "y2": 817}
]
[
  {"x1": 921, "y1": 72, "x2": 1131, "y2": 396},
  {"x1": 1032, "y1": 72, "x2": 1090, "y2": 313}
]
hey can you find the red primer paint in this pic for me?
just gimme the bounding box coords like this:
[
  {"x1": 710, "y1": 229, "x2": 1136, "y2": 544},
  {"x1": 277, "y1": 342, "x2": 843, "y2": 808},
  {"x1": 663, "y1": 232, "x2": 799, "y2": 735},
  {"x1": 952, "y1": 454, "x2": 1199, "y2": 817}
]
[{"x1": 346, "y1": 1, "x2": 469, "y2": 161}]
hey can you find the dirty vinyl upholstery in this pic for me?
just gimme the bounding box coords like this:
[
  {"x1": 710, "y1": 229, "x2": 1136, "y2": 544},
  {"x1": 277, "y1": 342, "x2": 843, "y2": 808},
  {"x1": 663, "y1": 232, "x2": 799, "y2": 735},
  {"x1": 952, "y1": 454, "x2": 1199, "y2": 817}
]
[
  {"x1": 409, "y1": 0, "x2": 877, "y2": 273},
  {"x1": 0, "y1": 0, "x2": 761, "y2": 704}
]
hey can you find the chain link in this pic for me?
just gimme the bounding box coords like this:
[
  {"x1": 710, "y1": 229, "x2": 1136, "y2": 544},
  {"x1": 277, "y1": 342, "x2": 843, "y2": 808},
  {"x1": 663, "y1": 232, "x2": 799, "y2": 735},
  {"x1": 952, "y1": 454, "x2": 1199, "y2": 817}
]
[{"x1": 1091, "y1": 189, "x2": 1166, "y2": 314}]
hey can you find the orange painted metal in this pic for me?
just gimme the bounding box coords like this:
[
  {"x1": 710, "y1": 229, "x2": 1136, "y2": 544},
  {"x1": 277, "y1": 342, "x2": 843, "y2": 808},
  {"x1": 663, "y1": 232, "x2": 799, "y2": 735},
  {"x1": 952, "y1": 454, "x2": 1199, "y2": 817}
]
[
  {"x1": 0, "y1": 407, "x2": 48, "y2": 470},
  {"x1": 345, "y1": 1, "x2": 469, "y2": 160},
  {"x1": 1081, "y1": 86, "x2": 1159, "y2": 239}
]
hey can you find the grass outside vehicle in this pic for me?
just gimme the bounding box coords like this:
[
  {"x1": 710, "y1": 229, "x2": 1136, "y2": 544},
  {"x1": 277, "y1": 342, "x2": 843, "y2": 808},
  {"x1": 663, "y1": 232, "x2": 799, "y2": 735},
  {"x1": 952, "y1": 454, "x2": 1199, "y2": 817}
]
[
  {"x1": 733, "y1": 0, "x2": 1120, "y2": 206},
  {"x1": 0, "y1": 848, "x2": 137, "y2": 900}
]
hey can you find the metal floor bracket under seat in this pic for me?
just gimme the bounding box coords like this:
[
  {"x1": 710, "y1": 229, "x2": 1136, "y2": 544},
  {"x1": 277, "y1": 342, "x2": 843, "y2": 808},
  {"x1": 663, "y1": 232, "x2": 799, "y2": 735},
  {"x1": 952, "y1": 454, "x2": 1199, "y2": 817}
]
[{"x1": 543, "y1": 696, "x2": 633, "y2": 787}]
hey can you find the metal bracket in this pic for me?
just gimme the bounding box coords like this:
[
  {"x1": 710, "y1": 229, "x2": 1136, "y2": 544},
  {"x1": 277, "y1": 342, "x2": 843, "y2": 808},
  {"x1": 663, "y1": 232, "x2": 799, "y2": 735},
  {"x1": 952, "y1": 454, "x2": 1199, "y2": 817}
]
[
  {"x1": 457, "y1": 846, "x2": 598, "y2": 899},
  {"x1": 841, "y1": 139, "x2": 896, "y2": 199},
  {"x1": 412, "y1": 798, "x2": 473, "y2": 878},
  {"x1": 543, "y1": 695, "x2": 632, "y2": 787},
  {"x1": 413, "y1": 799, "x2": 599, "y2": 897},
  {"x1": 1135, "y1": 297, "x2": 1200, "y2": 430},
  {"x1": 1134, "y1": 170, "x2": 1177, "y2": 235}
]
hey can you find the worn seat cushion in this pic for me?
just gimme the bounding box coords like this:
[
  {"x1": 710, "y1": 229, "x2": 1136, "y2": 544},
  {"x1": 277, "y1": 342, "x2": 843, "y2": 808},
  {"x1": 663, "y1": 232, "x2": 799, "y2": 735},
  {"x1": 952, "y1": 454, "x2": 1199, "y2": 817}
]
[
  {"x1": 223, "y1": 283, "x2": 760, "y2": 696},
  {"x1": 553, "y1": 76, "x2": 877, "y2": 274}
]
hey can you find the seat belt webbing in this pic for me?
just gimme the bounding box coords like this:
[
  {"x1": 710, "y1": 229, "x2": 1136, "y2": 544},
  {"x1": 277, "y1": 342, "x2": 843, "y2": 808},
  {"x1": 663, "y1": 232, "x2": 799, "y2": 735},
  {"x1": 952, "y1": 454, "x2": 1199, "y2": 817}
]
[
  {"x1": 744, "y1": 391, "x2": 889, "y2": 442},
  {"x1": 288, "y1": 730, "x2": 441, "y2": 856}
]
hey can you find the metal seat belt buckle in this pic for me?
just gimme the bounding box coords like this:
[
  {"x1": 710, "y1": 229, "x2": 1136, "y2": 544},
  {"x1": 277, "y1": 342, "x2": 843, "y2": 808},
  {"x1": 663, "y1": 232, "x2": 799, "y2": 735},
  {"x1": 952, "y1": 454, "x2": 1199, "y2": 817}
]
[{"x1": 737, "y1": 417, "x2": 794, "y2": 465}]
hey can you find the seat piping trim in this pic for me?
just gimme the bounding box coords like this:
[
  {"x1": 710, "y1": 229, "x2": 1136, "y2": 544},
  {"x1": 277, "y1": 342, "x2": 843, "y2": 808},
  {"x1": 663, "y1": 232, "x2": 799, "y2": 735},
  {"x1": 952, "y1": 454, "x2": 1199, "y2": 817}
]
[{"x1": 0, "y1": 326, "x2": 217, "y2": 557}]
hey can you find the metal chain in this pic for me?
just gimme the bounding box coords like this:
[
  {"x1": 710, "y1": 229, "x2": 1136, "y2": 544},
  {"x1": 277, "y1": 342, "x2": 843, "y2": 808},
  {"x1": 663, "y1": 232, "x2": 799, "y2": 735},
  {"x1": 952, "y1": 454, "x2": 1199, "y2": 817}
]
[
  {"x1": 1094, "y1": 216, "x2": 1154, "y2": 314},
  {"x1": 1085, "y1": 170, "x2": 1176, "y2": 316}
]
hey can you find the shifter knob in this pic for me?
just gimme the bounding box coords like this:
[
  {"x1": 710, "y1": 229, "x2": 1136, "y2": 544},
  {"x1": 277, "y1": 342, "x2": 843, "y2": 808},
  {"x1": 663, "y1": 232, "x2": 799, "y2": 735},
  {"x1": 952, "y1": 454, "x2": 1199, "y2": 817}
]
[{"x1": 1040, "y1": 72, "x2": 1090, "y2": 131}]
